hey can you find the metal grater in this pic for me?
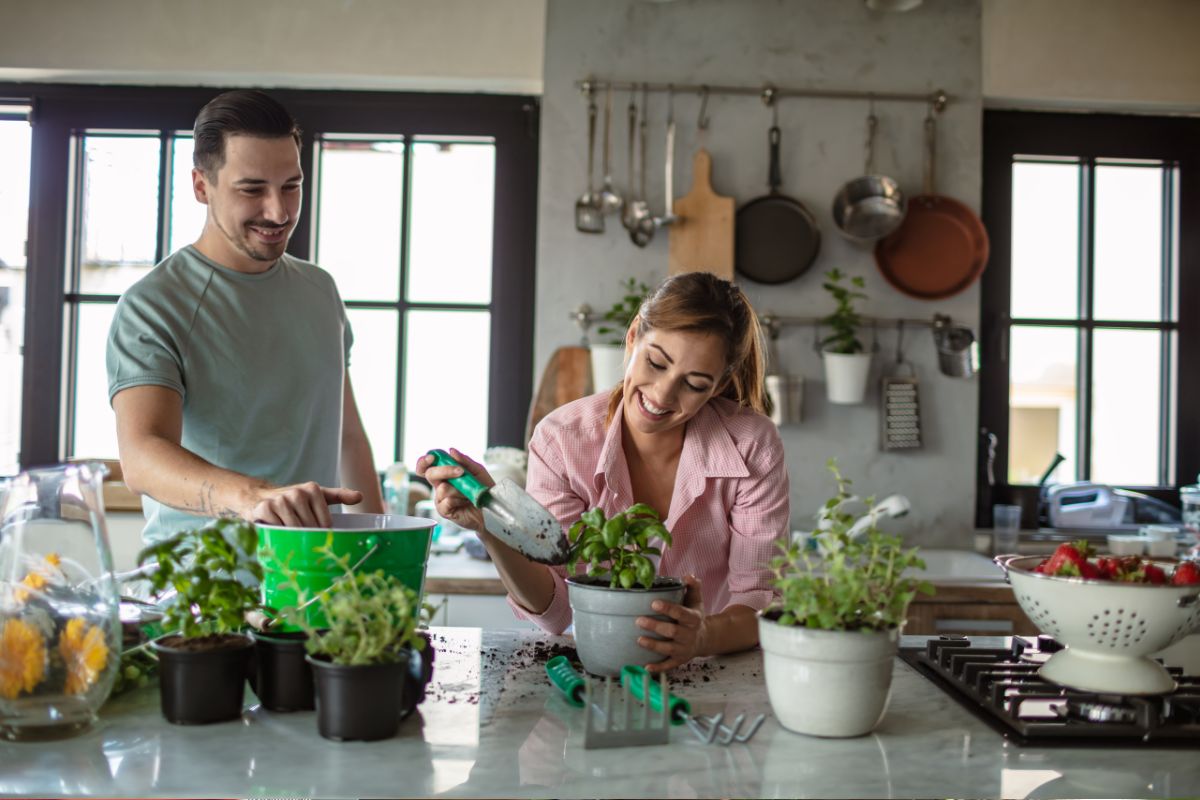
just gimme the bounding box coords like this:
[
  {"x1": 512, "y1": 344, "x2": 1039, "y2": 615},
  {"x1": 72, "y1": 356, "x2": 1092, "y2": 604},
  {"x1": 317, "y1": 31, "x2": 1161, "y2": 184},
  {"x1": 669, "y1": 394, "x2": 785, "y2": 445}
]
[{"x1": 881, "y1": 322, "x2": 921, "y2": 451}]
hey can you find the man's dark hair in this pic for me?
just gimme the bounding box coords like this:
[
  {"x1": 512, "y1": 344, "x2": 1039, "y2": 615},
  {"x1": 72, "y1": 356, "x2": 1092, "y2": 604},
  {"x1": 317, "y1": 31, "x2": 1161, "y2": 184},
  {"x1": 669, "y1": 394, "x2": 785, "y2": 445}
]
[{"x1": 192, "y1": 89, "x2": 302, "y2": 179}]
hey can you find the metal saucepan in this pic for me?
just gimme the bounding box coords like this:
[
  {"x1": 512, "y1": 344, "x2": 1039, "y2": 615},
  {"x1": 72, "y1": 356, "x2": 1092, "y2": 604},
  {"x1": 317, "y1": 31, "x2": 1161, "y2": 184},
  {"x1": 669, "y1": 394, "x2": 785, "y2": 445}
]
[
  {"x1": 832, "y1": 110, "x2": 906, "y2": 242},
  {"x1": 574, "y1": 87, "x2": 604, "y2": 234},
  {"x1": 874, "y1": 107, "x2": 989, "y2": 299},
  {"x1": 736, "y1": 111, "x2": 821, "y2": 284}
]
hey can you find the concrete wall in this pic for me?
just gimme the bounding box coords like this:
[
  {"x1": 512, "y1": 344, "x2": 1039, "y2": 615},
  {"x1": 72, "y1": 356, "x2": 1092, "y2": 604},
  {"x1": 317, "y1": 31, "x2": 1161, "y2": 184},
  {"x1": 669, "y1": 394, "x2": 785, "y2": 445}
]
[
  {"x1": 0, "y1": 0, "x2": 546, "y2": 93},
  {"x1": 537, "y1": 0, "x2": 983, "y2": 545},
  {"x1": 983, "y1": 0, "x2": 1200, "y2": 112}
]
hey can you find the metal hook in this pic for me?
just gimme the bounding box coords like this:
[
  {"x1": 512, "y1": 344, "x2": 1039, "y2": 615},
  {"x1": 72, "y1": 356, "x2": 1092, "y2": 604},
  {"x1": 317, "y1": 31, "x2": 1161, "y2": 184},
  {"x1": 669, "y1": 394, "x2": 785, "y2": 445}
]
[
  {"x1": 930, "y1": 90, "x2": 948, "y2": 114},
  {"x1": 871, "y1": 319, "x2": 880, "y2": 354},
  {"x1": 761, "y1": 85, "x2": 778, "y2": 127},
  {"x1": 579, "y1": 79, "x2": 594, "y2": 100},
  {"x1": 813, "y1": 320, "x2": 823, "y2": 355},
  {"x1": 895, "y1": 320, "x2": 905, "y2": 365},
  {"x1": 667, "y1": 83, "x2": 675, "y2": 124},
  {"x1": 697, "y1": 85, "x2": 710, "y2": 132}
]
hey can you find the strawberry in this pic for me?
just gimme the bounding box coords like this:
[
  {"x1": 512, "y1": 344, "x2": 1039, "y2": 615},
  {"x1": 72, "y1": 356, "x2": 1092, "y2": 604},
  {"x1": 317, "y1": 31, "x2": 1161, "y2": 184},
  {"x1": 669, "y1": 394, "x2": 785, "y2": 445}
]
[
  {"x1": 1096, "y1": 557, "x2": 1120, "y2": 581},
  {"x1": 1143, "y1": 564, "x2": 1168, "y2": 585},
  {"x1": 1171, "y1": 561, "x2": 1200, "y2": 585},
  {"x1": 1042, "y1": 540, "x2": 1096, "y2": 578}
]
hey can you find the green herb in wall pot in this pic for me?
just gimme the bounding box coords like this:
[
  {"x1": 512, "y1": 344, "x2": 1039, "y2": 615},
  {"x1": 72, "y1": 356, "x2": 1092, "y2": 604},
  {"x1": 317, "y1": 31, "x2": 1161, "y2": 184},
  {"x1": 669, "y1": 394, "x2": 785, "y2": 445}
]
[
  {"x1": 276, "y1": 539, "x2": 432, "y2": 741},
  {"x1": 139, "y1": 519, "x2": 263, "y2": 725},
  {"x1": 589, "y1": 277, "x2": 652, "y2": 390},
  {"x1": 564, "y1": 503, "x2": 684, "y2": 677},
  {"x1": 820, "y1": 269, "x2": 873, "y2": 404},
  {"x1": 757, "y1": 459, "x2": 934, "y2": 737}
]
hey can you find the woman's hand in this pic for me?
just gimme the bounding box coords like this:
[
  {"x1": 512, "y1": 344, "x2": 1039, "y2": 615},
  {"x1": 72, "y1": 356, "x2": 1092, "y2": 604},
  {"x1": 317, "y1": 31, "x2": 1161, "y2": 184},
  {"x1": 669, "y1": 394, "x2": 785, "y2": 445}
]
[
  {"x1": 413, "y1": 448, "x2": 493, "y2": 535},
  {"x1": 635, "y1": 574, "x2": 707, "y2": 672}
]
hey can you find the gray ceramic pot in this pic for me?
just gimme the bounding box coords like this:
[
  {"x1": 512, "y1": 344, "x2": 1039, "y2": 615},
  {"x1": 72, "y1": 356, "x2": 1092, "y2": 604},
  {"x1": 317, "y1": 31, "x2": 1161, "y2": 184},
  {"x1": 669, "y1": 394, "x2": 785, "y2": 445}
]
[{"x1": 566, "y1": 576, "x2": 686, "y2": 677}]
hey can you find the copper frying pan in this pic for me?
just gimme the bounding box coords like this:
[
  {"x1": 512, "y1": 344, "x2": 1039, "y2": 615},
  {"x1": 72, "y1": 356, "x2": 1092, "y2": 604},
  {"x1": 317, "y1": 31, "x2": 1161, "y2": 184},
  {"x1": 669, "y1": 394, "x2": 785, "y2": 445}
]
[{"x1": 874, "y1": 110, "x2": 988, "y2": 300}]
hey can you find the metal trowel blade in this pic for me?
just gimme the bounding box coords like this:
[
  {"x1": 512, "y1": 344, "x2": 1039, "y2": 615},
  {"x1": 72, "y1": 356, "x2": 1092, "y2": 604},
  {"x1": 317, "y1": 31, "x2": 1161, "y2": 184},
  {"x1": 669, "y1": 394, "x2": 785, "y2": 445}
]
[{"x1": 480, "y1": 479, "x2": 571, "y2": 565}]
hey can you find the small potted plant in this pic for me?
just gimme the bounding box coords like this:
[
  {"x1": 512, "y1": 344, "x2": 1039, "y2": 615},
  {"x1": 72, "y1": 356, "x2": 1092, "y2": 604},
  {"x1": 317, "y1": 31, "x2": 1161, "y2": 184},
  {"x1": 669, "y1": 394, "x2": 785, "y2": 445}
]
[
  {"x1": 820, "y1": 269, "x2": 872, "y2": 404},
  {"x1": 565, "y1": 503, "x2": 683, "y2": 677},
  {"x1": 758, "y1": 459, "x2": 933, "y2": 737},
  {"x1": 139, "y1": 519, "x2": 262, "y2": 725},
  {"x1": 279, "y1": 540, "x2": 428, "y2": 742},
  {"x1": 590, "y1": 277, "x2": 651, "y2": 390}
]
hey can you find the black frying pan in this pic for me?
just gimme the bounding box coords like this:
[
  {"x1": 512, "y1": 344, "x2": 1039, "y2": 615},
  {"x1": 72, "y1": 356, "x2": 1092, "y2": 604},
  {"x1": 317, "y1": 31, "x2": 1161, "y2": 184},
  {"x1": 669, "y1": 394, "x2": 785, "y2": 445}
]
[{"x1": 736, "y1": 125, "x2": 821, "y2": 284}]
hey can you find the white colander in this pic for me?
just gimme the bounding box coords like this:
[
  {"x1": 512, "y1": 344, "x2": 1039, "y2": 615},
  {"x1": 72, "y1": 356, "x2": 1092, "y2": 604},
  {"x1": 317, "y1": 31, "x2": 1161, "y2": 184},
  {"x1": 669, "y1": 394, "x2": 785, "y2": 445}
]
[{"x1": 996, "y1": 554, "x2": 1200, "y2": 695}]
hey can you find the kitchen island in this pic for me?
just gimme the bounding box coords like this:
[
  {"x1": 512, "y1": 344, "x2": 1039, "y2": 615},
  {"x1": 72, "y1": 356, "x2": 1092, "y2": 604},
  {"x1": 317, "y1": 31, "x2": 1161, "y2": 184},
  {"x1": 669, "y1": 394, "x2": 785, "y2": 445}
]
[{"x1": 1, "y1": 628, "x2": 1196, "y2": 799}]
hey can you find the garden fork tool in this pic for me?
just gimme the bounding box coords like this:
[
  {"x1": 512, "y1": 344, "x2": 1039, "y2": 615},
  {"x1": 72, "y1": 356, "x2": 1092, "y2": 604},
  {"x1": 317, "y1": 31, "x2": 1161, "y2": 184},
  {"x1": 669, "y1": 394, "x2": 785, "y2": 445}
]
[
  {"x1": 546, "y1": 656, "x2": 670, "y2": 749},
  {"x1": 621, "y1": 665, "x2": 766, "y2": 745}
]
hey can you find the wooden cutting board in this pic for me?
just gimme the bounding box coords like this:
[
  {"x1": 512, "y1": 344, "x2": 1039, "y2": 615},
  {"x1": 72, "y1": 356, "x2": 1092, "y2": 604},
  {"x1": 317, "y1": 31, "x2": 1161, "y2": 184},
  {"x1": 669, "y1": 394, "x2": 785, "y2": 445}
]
[
  {"x1": 669, "y1": 148, "x2": 735, "y2": 279},
  {"x1": 524, "y1": 346, "x2": 593, "y2": 445}
]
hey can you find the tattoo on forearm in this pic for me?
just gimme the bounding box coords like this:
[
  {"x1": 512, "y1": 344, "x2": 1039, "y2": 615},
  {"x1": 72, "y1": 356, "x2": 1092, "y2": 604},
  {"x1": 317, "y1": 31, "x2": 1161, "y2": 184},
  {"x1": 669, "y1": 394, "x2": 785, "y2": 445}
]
[{"x1": 175, "y1": 480, "x2": 240, "y2": 519}]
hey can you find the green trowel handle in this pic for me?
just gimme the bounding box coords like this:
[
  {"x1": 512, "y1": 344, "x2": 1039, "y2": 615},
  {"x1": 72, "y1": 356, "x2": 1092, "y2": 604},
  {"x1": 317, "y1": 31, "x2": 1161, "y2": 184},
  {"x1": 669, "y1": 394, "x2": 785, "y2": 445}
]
[
  {"x1": 426, "y1": 449, "x2": 489, "y2": 506},
  {"x1": 620, "y1": 665, "x2": 690, "y2": 725},
  {"x1": 545, "y1": 655, "x2": 586, "y2": 708}
]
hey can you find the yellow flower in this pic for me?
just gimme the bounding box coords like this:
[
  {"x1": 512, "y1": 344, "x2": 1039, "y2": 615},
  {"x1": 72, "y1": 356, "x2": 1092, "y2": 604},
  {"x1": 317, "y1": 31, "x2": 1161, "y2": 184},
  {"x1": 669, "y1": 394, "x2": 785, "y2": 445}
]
[
  {"x1": 59, "y1": 618, "x2": 109, "y2": 695},
  {"x1": 14, "y1": 553, "x2": 64, "y2": 604},
  {"x1": 0, "y1": 618, "x2": 48, "y2": 699}
]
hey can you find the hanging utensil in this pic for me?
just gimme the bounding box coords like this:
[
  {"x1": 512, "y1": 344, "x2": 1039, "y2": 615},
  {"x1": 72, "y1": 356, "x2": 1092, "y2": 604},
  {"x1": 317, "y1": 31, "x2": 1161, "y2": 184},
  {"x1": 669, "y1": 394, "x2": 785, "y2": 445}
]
[
  {"x1": 625, "y1": 84, "x2": 653, "y2": 239},
  {"x1": 621, "y1": 91, "x2": 639, "y2": 232},
  {"x1": 598, "y1": 85, "x2": 624, "y2": 217},
  {"x1": 632, "y1": 86, "x2": 679, "y2": 248},
  {"x1": 832, "y1": 104, "x2": 907, "y2": 242},
  {"x1": 736, "y1": 89, "x2": 821, "y2": 283},
  {"x1": 669, "y1": 87, "x2": 735, "y2": 278},
  {"x1": 880, "y1": 321, "x2": 922, "y2": 451},
  {"x1": 425, "y1": 449, "x2": 570, "y2": 565},
  {"x1": 874, "y1": 102, "x2": 989, "y2": 299},
  {"x1": 932, "y1": 314, "x2": 980, "y2": 378},
  {"x1": 574, "y1": 85, "x2": 604, "y2": 234}
]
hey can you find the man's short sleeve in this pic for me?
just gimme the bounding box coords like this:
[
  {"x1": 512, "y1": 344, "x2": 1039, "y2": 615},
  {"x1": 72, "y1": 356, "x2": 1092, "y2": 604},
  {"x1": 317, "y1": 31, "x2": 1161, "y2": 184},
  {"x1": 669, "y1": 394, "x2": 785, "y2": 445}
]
[{"x1": 106, "y1": 290, "x2": 186, "y2": 403}]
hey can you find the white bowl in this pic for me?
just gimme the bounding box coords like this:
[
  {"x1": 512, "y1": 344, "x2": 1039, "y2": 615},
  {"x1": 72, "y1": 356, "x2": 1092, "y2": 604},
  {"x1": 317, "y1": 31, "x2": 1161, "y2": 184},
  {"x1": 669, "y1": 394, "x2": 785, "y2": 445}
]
[
  {"x1": 1106, "y1": 534, "x2": 1145, "y2": 556},
  {"x1": 996, "y1": 555, "x2": 1200, "y2": 694}
]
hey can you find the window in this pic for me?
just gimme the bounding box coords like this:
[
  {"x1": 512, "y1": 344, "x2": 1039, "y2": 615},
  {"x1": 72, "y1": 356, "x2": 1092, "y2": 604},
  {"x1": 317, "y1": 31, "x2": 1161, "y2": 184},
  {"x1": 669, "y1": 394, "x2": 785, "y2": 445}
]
[
  {"x1": 9, "y1": 84, "x2": 537, "y2": 474},
  {"x1": 979, "y1": 111, "x2": 1200, "y2": 522},
  {"x1": 0, "y1": 103, "x2": 32, "y2": 475}
]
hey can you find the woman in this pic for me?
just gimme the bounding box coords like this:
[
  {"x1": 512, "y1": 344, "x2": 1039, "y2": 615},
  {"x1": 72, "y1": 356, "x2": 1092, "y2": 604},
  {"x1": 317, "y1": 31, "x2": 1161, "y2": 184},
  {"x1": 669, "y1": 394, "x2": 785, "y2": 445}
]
[{"x1": 417, "y1": 272, "x2": 790, "y2": 671}]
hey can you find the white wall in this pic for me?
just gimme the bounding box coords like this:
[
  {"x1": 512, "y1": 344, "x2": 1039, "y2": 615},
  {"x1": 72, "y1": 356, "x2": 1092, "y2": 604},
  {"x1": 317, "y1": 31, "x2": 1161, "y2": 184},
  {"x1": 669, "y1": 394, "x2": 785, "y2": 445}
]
[
  {"x1": 537, "y1": 0, "x2": 983, "y2": 546},
  {"x1": 0, "y1": 0, "x2": 546, "y2": 93},
  {"x1": 983, "y1": 0, "x2": 1200, "y2": 112}
]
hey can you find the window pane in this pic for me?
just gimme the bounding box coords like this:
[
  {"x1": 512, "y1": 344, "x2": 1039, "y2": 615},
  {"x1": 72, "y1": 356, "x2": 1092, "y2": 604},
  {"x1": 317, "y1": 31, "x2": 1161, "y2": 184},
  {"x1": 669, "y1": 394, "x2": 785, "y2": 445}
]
[
  {"x1": 346, "y1": 308, "x2": 398, "y2": 471},
  {"x1": 407, "y1": 141, "x2": 494, "y2": 305},
  {"x1": 78, "y1": 135, "x2": 161, "y2": 295},
  {"x1": 401, "y1": 310, "x2": 490, "y2": 469},
  {"x1": 0, "y1": 114, "x2": 31, "y2": 475},
  {"x1": 1010, "y1": 161, "x2": 1079, "y2": 320},
  {"x1": 1093, "y1": 164, "x2": 1164, "y2": 322},
  {"x1": 1009, "y1": 326, "x2": 1078, "y2": 484},
  {"x1": 1091, "y1": 328, "x2": 1163, "y2": 484},
  {"x1": 71, "y1": 303, "x2": 119, "y2": 460},
  {"x1": 315, "y1": 138, "x2": 404, "y2": 302},
  {"x1": 168, "y1": 135, "x2": 207, "y2": 255}
]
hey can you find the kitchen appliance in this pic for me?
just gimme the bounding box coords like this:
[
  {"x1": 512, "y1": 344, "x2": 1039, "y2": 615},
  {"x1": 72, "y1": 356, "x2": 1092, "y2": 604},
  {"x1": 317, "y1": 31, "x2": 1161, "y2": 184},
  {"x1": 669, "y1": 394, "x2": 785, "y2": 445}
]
[
  {"x1": 1044, "y1": 483, "x2": 1181, "y2": 531},
  {"x1": 996, "y1": 554, "x2": 1200, "y2": 695},
  {"x1": 899, "y1": 635, "x2": 1200, "y2": 745},
  {"x1": 427, "y1": 449, "x2": 571, "y2": 565}
]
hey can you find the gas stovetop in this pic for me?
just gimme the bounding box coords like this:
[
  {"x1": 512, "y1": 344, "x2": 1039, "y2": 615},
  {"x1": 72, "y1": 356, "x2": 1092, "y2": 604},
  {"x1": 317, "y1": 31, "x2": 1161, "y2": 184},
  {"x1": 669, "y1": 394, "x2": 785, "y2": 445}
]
[{"x1": 899, "y1": 635, "x2": 1200, "y2": 746}]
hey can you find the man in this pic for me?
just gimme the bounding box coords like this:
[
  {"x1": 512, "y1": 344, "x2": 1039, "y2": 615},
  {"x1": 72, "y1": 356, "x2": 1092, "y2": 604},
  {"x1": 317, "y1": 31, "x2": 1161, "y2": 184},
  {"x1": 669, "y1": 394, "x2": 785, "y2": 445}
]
[{"x1": 107, "y1": 89, "x2": 382, "y2": 542}]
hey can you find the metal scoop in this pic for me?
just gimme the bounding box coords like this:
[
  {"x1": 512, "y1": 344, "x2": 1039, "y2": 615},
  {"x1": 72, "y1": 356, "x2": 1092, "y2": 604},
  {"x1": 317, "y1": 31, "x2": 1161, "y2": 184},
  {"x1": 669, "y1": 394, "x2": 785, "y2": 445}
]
[{"x1": 426, "y1": 449, "x2": 571, "y2": 565}]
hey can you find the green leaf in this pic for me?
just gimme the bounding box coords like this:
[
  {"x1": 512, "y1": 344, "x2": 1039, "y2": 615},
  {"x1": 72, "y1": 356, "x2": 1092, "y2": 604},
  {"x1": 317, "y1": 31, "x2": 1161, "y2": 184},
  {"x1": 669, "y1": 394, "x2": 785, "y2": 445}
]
[
  {"x1": 619, "y1": 568, "x2": 636, "y2": 589},
  {"x1": 581, "y1": 508, "x2": 605, "y2": 531},
  {"x1": 602, "y1": 516, "x2": 626, "y2": 548}
]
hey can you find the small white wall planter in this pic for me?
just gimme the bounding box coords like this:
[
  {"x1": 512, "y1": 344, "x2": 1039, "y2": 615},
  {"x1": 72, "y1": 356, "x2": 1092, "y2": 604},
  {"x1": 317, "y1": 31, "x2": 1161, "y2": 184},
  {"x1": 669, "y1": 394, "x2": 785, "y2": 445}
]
[
  {"x1": 822, "y1": 351, "x2": 873, "y2": 405},
  {"x1": 589, "y1": 343, "x2": 627, "y2": 391}
]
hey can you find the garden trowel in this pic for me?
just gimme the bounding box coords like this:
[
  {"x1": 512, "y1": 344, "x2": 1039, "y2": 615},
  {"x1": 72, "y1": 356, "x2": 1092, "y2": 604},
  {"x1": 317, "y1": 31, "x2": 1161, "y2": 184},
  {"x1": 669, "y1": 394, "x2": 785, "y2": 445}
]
[{"x1": 426, "y1": 449, "x2": 571, "y2": 565}]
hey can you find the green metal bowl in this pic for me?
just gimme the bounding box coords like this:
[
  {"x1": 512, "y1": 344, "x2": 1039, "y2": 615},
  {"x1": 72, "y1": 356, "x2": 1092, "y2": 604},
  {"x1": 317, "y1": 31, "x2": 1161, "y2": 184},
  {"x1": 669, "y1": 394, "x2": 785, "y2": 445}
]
[{"x1": 257, "y1": 513, "x2": 436, "y2": 629}]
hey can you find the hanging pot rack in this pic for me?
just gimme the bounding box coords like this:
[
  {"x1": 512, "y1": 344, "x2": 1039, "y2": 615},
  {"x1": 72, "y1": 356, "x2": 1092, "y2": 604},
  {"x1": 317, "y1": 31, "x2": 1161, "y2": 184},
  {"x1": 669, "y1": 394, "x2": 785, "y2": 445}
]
[{"x1": 576, "y1": 79, "x2": 950, "y2": 111}]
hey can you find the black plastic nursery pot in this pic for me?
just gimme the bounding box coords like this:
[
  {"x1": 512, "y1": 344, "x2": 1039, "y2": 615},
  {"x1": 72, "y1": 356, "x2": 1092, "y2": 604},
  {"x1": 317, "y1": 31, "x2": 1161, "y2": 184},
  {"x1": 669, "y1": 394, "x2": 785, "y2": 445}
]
[
  {"x1": 151, "y1": 633, "x2": 254, "y2": 725},
  {"x1": 307, "y1": 653, "x2": 411, "y2": 742},
  {"x1": 252, "y1": 631, "x2": 315, "y2": 712}
]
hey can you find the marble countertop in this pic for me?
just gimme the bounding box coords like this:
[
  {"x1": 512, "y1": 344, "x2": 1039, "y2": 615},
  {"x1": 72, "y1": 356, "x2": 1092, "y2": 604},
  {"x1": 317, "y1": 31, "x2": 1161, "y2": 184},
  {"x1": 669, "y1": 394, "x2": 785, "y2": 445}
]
[{"x1": 1, "y1": 629, "x2": 1197, "y2": 799}]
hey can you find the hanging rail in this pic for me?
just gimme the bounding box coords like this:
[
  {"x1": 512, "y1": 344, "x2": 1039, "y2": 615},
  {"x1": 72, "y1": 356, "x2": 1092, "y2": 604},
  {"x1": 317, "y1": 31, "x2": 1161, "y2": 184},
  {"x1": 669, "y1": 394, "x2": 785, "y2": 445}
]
[{"x1": 576, "y1": 79, "x2": 950, "y2": 110}]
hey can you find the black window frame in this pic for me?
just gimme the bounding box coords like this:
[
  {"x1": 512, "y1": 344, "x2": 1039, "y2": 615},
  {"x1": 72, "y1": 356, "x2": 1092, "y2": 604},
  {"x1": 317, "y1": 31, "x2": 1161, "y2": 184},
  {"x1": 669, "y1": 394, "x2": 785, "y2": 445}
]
[
  {"x1": 8, "y1": 83, "x2": 539, "y2": 471},
  {"x1": 978, "y1": 110, "x2": 1200, "y2": 526}
]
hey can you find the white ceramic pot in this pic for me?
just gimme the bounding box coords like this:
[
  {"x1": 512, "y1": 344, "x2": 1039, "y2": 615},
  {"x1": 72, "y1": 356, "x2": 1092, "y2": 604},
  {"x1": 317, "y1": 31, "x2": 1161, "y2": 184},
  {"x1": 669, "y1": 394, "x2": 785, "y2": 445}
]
[
  {"x1": 588, "y1": 344, "x2": 627, "y2": 392},
  {"x1": 822, "y1": 351, "x2": 873, "y2": 405},
  {"x1": 757, "y1": 613, "x2": 899, "y2": 737},
  {"x1": 567, "y1": 577, "x2": 685, "y2": 677}
]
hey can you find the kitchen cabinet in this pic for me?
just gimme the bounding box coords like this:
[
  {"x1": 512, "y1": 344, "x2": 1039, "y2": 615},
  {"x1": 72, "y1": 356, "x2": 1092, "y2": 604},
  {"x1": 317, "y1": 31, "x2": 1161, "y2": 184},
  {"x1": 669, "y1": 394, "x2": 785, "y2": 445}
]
[{"x1": 906, "y1": 582, "x2": 1037, "y2": 636}]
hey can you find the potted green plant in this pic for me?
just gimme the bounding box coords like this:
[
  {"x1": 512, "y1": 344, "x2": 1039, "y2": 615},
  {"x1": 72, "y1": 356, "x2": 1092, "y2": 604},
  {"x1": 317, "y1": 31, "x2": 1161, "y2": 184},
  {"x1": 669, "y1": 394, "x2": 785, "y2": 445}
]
[
  {"x1": 279, "y1": 540, "x2": 428, "y2": 741},
  {"x1": 139, "y1": 518, "x2": 262, "y2": 725},
  {"x1": 819, "y1": 269, "x2": 872, "y2": 404},
  {"x1": 758, "y1": 459, "x2": 933, "y2": 737},
  {"x1": 589, "y1": 277, "x2": 651, "y2": 390},
  {"x1": 564, "y1": 503, "x2": 683, "y2": 676}
]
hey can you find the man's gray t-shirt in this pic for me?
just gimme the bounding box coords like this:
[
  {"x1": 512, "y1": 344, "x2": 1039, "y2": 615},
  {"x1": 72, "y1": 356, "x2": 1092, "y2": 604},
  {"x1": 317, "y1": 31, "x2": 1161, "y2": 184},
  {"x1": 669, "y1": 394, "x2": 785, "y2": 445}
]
[{"x1": 106, "y1": 245, "x2": 353, "y2": 543}]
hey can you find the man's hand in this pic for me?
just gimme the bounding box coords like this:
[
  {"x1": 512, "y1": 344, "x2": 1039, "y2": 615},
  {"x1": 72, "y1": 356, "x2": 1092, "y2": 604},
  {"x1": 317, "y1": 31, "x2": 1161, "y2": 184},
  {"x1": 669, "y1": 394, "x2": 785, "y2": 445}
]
[
  {"x1": 635, "y1": 574, "x2": 708, "y2": 672},
  {"x1": 248, "y1": 482, "x2": 363, "y2": 528}
]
